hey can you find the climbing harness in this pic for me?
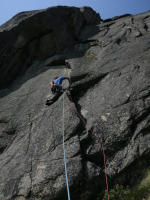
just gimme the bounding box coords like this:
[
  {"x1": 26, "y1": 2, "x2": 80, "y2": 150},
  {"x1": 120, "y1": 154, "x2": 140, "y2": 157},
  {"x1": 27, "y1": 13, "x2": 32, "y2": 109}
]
[
  {"x1": 64, "y1": 92, "x2": 109, "y2": 200},
  {"x1": 62, "y1": 93, "x2": 71, "y2": 200},
  {"x1": 51, "y1": 84, "x2": 63, "y2": 94}
]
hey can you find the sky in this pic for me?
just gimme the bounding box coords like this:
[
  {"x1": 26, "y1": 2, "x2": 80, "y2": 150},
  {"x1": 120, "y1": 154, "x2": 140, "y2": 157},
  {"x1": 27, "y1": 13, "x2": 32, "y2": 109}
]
[{"x1": 0, "y1": 0, "x2": 150, "y2": 25}]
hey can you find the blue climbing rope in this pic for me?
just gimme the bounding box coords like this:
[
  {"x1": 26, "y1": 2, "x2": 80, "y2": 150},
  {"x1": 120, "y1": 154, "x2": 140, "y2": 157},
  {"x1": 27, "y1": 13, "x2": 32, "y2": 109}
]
[{"x1": 62, "y1": 93, "x2": 71, "y2": 200}]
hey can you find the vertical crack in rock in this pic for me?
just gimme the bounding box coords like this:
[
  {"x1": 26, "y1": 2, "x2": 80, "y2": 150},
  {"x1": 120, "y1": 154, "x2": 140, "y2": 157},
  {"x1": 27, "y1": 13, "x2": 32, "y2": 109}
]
[
  {"x1": 29, "y1": 155, "x2": 33, "y2": 199},
  {"x1": 70, "y1": 90, "x2": 103, "y2": 163},
  {"x1": 22, "y1": 114, "x2": 34, "y2": 198},
  {"x1": 25, "y1": 114, "x2": 33, "y2": 155},
  {"x1": 68, "y1": 93, "x2": 108, "y2": 199}
]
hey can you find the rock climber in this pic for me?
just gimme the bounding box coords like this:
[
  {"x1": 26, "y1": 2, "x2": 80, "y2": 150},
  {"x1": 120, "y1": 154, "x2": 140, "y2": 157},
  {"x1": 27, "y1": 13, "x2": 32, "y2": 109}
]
[{"x1": 46, "y1": 75, "x2": 70, "y2": 106}]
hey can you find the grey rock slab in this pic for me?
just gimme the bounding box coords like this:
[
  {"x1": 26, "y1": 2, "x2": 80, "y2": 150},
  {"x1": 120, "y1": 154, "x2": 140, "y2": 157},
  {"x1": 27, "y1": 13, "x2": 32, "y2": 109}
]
[
  {"x1": 0, "y1": 59, "x2": 82, "y2": 199},
  {"x1": 69, "y1": 10, "x2": 150, "y2": 185}
]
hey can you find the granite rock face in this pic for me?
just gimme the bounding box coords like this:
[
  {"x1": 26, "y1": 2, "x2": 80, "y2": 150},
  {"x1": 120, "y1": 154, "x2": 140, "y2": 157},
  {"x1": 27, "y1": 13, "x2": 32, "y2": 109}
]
[
  {"x1": 0, "y1": 6, "x2": 150, "y2": 200},
  {"x1": 0, "y1": 6, "x2": 100, "y2": 89}
]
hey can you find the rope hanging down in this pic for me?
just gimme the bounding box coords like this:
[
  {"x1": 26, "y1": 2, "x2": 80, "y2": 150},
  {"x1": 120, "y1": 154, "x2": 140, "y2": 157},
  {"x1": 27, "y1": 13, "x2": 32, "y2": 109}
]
[
  {"x1": 64, "y1": 92, "x2": 109, "y2": 200},
  {"x1": 62, "y1": 93, "x2": 71, "y2": 200}
]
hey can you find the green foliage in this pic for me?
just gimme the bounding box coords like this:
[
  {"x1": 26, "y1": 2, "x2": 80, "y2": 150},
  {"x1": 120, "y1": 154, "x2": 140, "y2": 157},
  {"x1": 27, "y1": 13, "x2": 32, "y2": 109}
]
[
  {"x1": 103, "y1": 184, "x2": 133, "y2": 200},
  {"x1": 131, "y1": 182, "x2": 150, "y2": 200},
  {"x1": 103, "y1": 168, "x2": 150, "y2": 200},
  {"x1": 103, "y1": 183, "x2": 150, "y2": 200}
]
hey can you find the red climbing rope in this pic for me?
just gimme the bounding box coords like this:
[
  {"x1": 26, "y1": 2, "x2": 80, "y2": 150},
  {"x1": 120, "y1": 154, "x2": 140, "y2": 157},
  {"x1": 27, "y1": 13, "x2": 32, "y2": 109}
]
[{"x1": 64, "y1": 92, "x2": 109, "y2": 200}]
